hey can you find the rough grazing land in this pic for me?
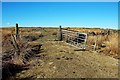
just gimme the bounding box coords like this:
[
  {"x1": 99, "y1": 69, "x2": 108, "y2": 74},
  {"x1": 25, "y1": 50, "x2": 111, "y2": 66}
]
[
  {"x1": 14, "y1": 28, "x2": 118, "y2": 79},
  {"x1": 1, "y1": 28, "x2": 119, "y2": 80}
]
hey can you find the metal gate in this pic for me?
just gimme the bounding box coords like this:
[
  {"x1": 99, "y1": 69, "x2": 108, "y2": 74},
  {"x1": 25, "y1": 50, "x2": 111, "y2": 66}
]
[{"x1": 62, "y1": 30, "x2": 88, "y2": 49}]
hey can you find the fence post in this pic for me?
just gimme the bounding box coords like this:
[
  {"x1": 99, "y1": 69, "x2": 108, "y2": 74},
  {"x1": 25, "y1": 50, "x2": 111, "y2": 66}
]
[
  {"x1": 11, "y1": 34, "x2": 20, "y2": 54},
  {"x1": 58, "y1": 25, "x2": 62, "y2": 41},
  {"x1": 15, "y1": 23, "x2": 19, "y2": 39},
  {"x1": 84, "y1": 34, "x2": 88, "y2": 49},
  {"x1": 94, "y1": 35, "x2": 98, "y2": 50}
]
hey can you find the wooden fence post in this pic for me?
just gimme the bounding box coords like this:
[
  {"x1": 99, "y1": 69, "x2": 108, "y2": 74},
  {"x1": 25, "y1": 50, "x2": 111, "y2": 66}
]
[
  {"x1": 11, "y1": 34, "x2": 20, "y2": 54},
  {"x1": 94, "y1": 35, "x2": 98, "y2": 50},
  {"x1": 58, "y1": 25, "x2": 62, "y2": 41},
  {"x1": 84, "y1": 34, "x2": 88, "y2": 49},
  {"x1": 15, "y1": 23, "x2": 19, "y2": 39}
]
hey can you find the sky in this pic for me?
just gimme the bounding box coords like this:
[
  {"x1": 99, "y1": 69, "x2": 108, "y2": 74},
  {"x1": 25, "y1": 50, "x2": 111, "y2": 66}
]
[
  {"x1": 2, "y1": 2, "x2": 118, "y2": 29},
  {"x1": 1, "y1": 0, "x2": 120, "y2": 2}
]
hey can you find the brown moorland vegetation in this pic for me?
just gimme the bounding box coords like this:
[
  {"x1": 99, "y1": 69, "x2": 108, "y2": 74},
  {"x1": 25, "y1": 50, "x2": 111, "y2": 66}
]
[
  {"x1": 64, "y1": 27, "x2": 119, "y2": 59},
  {"x1": 1, "y1": 27, "x2": 119, "y2": 79},
  {"x1": 1, "y1": 27, "x2": 43, "y2": 80}
]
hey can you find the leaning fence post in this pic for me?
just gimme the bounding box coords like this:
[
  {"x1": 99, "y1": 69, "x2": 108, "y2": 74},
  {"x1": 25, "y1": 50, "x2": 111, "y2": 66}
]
[
  {"x1": 11, "y1": 34, "x2": 20, "y2": 54},
  {"x1": 15, "y1": 23, "x2": 19, "y2": 39},
  {"x1": 58, "y1": 25, "x2": 62, "y2": 41}
]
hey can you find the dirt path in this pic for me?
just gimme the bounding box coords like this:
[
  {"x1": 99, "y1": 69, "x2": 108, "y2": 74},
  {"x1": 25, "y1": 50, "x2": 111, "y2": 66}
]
[{"x1": 16, "y1": 28, "x2": 118, "y2": 79}]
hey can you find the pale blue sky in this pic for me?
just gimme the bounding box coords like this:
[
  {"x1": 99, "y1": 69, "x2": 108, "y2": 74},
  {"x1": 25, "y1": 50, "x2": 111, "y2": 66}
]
[{"x1": 2, "y1": 2, "x2": 118, "y2": 29}]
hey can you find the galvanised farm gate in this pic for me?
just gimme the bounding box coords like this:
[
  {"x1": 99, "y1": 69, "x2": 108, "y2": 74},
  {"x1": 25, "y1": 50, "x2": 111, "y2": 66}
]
[{"x1": 61, "y1": 30, "x2": 88, "y2": 49}]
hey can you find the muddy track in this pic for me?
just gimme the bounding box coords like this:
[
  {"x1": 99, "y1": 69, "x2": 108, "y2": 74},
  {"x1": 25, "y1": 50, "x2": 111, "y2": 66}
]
[{"x1": 15, "y1": 28, "x2": 118, "y2": 79}]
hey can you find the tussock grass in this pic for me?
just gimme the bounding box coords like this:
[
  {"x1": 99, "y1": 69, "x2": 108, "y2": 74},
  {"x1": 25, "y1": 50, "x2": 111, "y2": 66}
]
[
  {"x1": 103, "y1": 33, "x2": 119, "y2": 58},
  {"x1": 66, "y1": 28, "x2": 119, "y2": 59}
]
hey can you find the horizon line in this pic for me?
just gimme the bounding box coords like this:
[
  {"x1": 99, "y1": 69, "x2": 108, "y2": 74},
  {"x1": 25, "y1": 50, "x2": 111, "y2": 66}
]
[{"x1": 1, "y1": 26, "x2": 118, "y2": 30}]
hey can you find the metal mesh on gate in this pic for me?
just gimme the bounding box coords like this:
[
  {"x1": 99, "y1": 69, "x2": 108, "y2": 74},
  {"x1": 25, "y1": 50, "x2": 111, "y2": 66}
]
[{"x1": 62, "y1": 30, "x2": 87, "y2": 49}]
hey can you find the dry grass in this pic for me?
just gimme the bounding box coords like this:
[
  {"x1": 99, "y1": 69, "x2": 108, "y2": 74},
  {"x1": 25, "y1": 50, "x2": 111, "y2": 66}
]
[
  {"x1": 1, "y1": 27, "x2": 42, "y2": 35},
  {"x1": 21, "y1": 31, "x2": 42, "y2": 36},
  {"x1": 1, "y1": 27, "x2": 119, "y2": 59},
  {"x1": 2, "y1": 27, "x2": 118, "y2": 79},
  {"x1": 103, "y1": 33, "x2": 119, "y2": 58},
  {"x1": 2, "y1": 27, "x2": 43, "y2": 80},
  {"x1": 87, "y1": 36, "x2": 96, "y2": 45},
  {"x1": 65, "y1": 28, "x2": 119, "y2": 59},
  {"x1": 87, "y1": 35, "x2": 107, "y2": 49},
  {"x1": 1, "y1": 27, "x2": 15, "y2": 35},
  {"x1": 65, "y1": 27, "x2": 105, "y2": 34}
]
